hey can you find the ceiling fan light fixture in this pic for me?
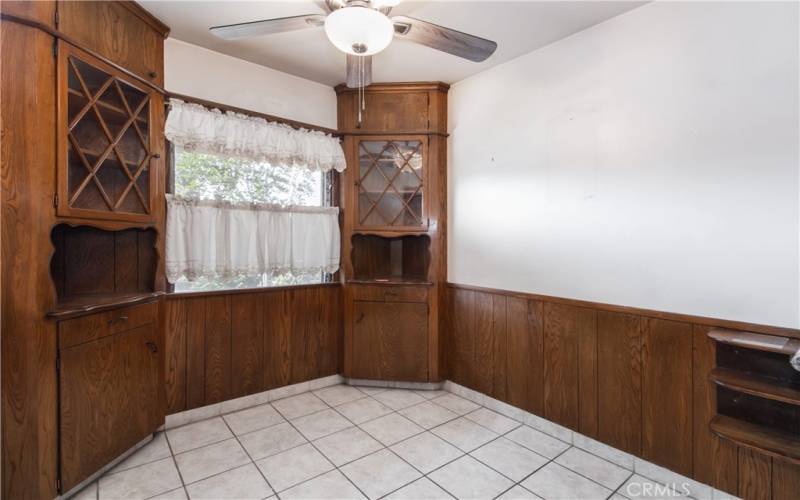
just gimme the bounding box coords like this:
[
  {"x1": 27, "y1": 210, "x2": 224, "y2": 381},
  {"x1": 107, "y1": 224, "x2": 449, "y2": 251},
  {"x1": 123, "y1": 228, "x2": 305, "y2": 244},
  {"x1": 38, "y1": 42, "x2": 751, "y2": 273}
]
[{"x1": 324, "y1": 6, "x2": 394, "y2": 56}]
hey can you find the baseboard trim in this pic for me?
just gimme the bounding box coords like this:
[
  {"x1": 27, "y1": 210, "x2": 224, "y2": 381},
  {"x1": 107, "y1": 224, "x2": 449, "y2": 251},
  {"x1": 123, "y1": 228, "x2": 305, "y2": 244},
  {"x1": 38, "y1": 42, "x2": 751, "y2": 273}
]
[
  {"x1": 165, "y1": 374, "x2": 344, "y2": 429},
  {"x1": 344, "y1": 378, "x2": 445, "y2": 391}
]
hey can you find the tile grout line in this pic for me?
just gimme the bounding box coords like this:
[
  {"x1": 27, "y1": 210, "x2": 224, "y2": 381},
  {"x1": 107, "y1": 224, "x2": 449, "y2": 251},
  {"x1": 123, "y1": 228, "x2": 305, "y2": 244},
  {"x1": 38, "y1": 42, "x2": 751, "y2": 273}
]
[
  {"x1": 219, "y1": 415, "x2": 279, "y2": 499},
  {"x1": 272, "y1": 390, "x2": 374, "y2": 500},
  {"x1": 161, "y1": 431, "x2": 191, "y2": 500}
]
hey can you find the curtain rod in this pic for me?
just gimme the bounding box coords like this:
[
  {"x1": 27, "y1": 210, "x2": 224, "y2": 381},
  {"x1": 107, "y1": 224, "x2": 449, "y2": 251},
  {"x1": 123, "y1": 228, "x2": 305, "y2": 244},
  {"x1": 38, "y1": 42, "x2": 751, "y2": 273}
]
[{"x1": 167, "y1": 92, "x2": 341, "y2": 137}]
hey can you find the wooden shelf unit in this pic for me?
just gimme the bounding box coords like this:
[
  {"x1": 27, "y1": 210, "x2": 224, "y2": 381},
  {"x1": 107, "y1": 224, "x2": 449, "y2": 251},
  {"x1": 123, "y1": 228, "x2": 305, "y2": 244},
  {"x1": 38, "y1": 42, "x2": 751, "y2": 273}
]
[{"x1": 708, "y1": 328, "x2": 800, "y2": 465}]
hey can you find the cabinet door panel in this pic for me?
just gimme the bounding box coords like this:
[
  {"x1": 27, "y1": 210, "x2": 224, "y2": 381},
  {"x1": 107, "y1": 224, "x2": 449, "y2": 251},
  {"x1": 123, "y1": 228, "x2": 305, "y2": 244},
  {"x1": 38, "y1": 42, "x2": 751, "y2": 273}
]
[
  {"x1": 57, "y1": 42, "x2": 160, "y2": 223},
  {"x1": 59, "y1": 325, "x2": 161, "y2": 491},
  {"x1": 352, "y1": 301, "x2": 428, "y2": 381}
]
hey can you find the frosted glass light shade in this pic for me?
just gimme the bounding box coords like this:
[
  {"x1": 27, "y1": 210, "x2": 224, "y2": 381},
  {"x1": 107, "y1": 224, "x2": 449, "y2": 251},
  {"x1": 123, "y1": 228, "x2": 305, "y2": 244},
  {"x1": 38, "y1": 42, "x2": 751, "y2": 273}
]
[{"x1": 325, "y1": 6, "x2": 394, "y2": 56}]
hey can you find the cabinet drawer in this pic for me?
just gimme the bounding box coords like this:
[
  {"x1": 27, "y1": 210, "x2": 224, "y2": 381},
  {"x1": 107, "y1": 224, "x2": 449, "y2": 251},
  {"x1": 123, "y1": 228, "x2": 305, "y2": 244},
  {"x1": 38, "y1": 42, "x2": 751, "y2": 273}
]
[
  {"x1": 59, "y1": 301, "x2": 158, "y2": 349},
  {"x1": 351, "y1": 285, "x2": 428, "y2": 303}
]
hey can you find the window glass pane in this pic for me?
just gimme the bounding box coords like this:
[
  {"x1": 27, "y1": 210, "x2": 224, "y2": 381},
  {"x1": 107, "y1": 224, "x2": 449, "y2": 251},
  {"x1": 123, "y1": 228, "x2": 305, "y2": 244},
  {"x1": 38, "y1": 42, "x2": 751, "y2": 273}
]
[
  {"x1": 174, "y1": 146, "x2": 323, "y2": 206},
  {"x1": 171, "y1": 145, "x2": 329, "y2": 292}
]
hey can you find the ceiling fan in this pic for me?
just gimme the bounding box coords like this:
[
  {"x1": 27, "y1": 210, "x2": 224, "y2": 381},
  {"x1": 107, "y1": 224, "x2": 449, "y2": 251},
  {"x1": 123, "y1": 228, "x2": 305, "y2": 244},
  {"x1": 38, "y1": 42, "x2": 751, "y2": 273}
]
[{"x1": 209, "y1": 0, "x2": 498, "y2": 88}]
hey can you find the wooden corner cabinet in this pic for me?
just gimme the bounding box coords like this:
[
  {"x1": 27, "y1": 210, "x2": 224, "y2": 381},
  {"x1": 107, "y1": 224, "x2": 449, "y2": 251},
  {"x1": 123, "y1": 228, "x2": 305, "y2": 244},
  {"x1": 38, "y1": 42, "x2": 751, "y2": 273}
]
[
  {"x1": 337, "y1": 83, "x2": 448, "y2": 383},
  {"x1": 0, "y1": 2, "x2": 169, "y2": 497}
]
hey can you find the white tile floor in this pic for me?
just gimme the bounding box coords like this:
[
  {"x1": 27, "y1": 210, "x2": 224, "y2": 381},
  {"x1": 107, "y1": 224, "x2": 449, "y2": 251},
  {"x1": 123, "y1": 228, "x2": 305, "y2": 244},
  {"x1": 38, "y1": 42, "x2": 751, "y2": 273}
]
[{"x1": 71, "y1": 384, "x2": 698, "y2": 500}]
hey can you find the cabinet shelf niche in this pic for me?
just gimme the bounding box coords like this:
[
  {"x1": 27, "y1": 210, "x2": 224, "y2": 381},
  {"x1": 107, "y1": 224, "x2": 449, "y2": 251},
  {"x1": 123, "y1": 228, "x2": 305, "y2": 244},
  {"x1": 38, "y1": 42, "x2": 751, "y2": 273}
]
[
  {"x1": 351, "y1": 234, "x2": 430, "y2": 284},
  {"x1": 50, "y1": 224, "x2": 158, "y2": 315}
]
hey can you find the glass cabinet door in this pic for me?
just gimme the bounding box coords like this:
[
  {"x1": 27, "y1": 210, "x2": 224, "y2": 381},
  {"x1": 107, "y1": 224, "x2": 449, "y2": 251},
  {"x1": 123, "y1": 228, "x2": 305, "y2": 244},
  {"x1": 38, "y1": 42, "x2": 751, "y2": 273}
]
[
  {"x1": 356, "y1": 138, "x2": 427, "y2": 230},
  {"x1": 58, "y1": 42, "x2": 156, "y2": 222}
]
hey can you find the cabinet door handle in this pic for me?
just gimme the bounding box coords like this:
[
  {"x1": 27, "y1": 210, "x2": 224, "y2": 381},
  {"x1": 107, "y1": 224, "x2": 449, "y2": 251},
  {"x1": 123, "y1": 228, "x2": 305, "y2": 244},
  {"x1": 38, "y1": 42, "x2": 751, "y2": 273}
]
[
  {"x1": 146, "y1": 341, "x2": 158, "y2": 353},
  {"x1": 356, "y1": 312, "x2": 365, "y2": 324},
  {"x1": 108, "y1": 315, "x2": 128, "y2": 326},
  {"x1": 148, "y1": 71, "x2": 158, "y2": 79}
]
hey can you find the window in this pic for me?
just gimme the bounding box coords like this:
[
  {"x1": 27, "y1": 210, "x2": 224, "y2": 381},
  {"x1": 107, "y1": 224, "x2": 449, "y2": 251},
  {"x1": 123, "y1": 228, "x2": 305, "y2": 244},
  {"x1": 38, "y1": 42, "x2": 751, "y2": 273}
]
[{"x1": 170, "y1": 146, "x2": 333, "y2": 292}]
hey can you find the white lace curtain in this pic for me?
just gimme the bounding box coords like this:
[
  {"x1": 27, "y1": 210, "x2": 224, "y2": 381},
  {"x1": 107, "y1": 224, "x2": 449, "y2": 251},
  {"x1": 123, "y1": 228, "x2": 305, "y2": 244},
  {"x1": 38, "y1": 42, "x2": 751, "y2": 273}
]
[
  {"x1": 165, "y1": 99, "x2": 346, "y2": 173},
  {"x1": 166, "y1": 196, "x2": 340, "y2": 282},
  {"x1": 164, "y1": 100, "x2": 343, "y2": 283}
]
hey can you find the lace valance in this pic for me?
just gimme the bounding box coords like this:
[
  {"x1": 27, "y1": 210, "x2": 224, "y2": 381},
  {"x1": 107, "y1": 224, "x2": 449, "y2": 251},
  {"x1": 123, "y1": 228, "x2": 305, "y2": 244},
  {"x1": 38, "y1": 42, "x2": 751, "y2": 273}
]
[{"x1": 165, "y1": 99, "x2": 345, "y2": 173}]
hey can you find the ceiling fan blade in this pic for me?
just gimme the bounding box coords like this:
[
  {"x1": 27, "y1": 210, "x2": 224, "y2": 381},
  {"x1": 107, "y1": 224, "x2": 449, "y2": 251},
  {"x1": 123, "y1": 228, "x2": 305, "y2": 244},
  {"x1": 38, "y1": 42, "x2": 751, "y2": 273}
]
[
  {"x1": 391, "y1": 16, "x2": 497, "y2": 62},
  {"x1": 209, "y1": 14, "x2": 326, "y2": 40},
  {"x1": 346, "y1": 55, "x2": 373, "y2": 88}
]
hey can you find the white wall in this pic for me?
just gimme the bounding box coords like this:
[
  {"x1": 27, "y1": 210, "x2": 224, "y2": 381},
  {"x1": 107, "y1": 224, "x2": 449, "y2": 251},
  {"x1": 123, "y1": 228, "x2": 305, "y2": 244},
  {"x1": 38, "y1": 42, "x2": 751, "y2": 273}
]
[
  {"x1": 165, "y1": 38, "x2": 337, "y2": 129},
  {"x1": 448, "y1": 1, "x2": 799, "y2": 328}
]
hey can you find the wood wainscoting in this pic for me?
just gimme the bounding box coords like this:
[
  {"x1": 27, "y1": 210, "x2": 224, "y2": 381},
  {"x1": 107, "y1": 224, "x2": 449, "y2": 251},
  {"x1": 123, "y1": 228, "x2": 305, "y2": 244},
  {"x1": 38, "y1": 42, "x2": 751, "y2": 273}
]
[
  {"x1": 443, "y1": 283, "x2": 800, "y2": 499},
  {"x1": 163, "y1": 283, "x2": 342, "y2": 414}
]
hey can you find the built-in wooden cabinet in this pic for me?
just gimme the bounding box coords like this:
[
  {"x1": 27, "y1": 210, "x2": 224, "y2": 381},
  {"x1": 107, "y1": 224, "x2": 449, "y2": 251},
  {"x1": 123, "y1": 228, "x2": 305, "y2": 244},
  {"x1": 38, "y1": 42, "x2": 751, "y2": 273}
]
[
  {"x1": 58, "y1": 301, "x2": 163, "y2": 492},
  {"x1": 338, "y1": 83, "x2": 448, "y2": 383},
  {"x1": 708, "y1": 329, "x2": 800, "y2": 463},
  {"x1": 0, "y1": 2, "x2": 169, "y2": 497}
]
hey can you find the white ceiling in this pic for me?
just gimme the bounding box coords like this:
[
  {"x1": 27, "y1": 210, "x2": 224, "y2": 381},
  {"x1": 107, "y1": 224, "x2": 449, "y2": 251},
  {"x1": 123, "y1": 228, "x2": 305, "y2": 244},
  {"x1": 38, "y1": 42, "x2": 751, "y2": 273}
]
[{"x1": 141, "y1": 1, "x2": 646, "y2": 87}]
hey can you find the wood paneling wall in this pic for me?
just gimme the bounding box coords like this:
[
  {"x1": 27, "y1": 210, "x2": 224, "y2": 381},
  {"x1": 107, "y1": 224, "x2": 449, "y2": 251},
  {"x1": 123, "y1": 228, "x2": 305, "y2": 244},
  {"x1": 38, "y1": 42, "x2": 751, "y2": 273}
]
[
  {"x1": 164, "y1": 285, "x2": 342, "y2": 414},
  {"x1": 445, "y1": 283, "x2": 800, "y2": 499}
]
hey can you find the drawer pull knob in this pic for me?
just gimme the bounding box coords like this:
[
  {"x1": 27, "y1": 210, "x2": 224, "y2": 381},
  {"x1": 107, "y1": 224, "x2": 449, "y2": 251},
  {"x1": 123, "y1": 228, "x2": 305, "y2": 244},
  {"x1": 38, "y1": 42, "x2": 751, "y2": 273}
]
[
  {"x1": 356, "y1": 312, "x2": 365, "y2": 324},
  {"x1": 108, "y1": 315, "x2": 128, "y2": 325},
  {"x1": 146, "y1": 341, "x2": 158, "y2": 353}
]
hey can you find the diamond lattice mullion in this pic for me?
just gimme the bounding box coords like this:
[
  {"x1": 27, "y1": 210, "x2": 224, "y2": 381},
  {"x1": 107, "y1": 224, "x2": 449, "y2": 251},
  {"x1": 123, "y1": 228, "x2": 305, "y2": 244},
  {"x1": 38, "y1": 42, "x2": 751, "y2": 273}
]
[
  {"x1": 67, "y1": 133, "x2": 115, "y2": 209},
  {"x1": 113, "y1": 153, "x2": 150, "y2": 212},
  {"x1": 358, "y1": 141, "x2": 392, "y2": 185},
  {"x1": 67, "y1": 58, "x2": 116, "y2": 132},
  {"x1": 80, "y1": 94, "x2": 151, "y2": 211},
  {"x1": 358, "y1": 141, "x2": 397, "y2": 225},
  {"x1": 113, "y1": 80, "x2": 149, "y2": 153},
  {"x1": 389, "y1": 184, "x2": 423, "y2": 226}
]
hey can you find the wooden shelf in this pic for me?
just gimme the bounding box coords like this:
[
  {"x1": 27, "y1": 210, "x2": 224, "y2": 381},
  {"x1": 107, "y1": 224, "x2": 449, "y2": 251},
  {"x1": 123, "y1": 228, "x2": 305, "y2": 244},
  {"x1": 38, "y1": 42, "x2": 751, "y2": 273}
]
[
  {"x1": 47, "y1": 292, "x2": 164, "y2": 320},
  {"x1": 710, "y1": 367, "x2": 800, "y2": 405},
  {"x1": 710, "y1": 414, "x2": 800, "y2": 464},
  {"x1": 348, "y1": 278, "x2": 433, "y2": 286},
  {"x1": 708, "y1": 328, "x2": 800, "y2": 355}
]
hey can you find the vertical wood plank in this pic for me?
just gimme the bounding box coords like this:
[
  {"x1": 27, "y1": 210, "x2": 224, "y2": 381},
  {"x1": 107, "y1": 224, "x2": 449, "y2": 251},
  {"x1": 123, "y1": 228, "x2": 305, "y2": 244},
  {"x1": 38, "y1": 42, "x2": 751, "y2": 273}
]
[
  {"x1": 474, "y1": 291, "x2": 494, "y2": 395},
  {"x1": 319, "y1": 286, "x2": 343, "y2": 377},
  {"x1": 204, "y1": 295, "x2": 231, "y2": 404},
  {"x1": 692, "y1": 324, "x2": 739, "y2": 494},
  {"x1": 264, "y1": 290, "x2": 291, "y2": 390},
  {"x1": 290, "y1": 288, "x2": 317, "y2": 384},
  {"x1": 164, "y1": 298, "x2": 187, "y2": 414},
  {"x1": 641, "y1": 318, "x2": 693, "y2": 476},
  {"x1": 231, "y1": 293, "x2": 264, "y2": 399},
  {"x1": 577, "y1": 309, "x2": 599, "y2": 438},
  {"x1": 506, "y1": 298, "x2": 544, "y2": 414},
  {"x1": 451, "y1": 288, "x2": 476, "y2": 389},
  {"x1": 597, "y1": 311, "x2": 642, "y2": 454},
  {"x1": 544, "y1": 302, "x2": 594, "y2": 431},
  {"x1": 772, "y1": 458, "x2": 800, "y2": 500},
  {"x1": 737, "y1": 448, "x2": 771, "y2": 500},
  {"x1": 474, "y1": 292, "x2": 507, "y2": 399},
  {"x1": 185, "y1": 297, "x2": 206, "y2": 409},
  {"x1": 491, "y1": 294, "x2": 507, "y2": 401}
]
